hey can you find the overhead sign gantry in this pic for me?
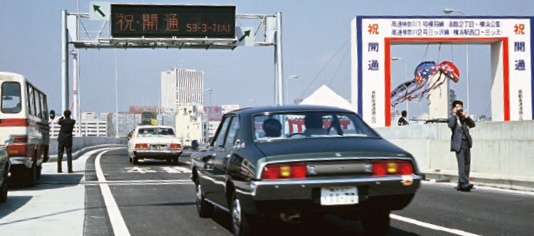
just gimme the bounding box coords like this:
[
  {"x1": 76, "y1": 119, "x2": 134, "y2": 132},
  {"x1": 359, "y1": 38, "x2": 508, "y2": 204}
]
[{"x1": 61, "y1": 3, "x2": 285, "y2": 113}]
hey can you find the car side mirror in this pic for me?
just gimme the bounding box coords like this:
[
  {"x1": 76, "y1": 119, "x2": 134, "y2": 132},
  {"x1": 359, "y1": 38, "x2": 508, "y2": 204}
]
[
  {"x1": 207, "y1": 137, "x2": 214, "y2": 147},
  {"x1": 50, "y1": 110, "x2": 56, "y2": 120},
  {"x1": 5, "y1": 138, "x2": 13, "y2": 147}
]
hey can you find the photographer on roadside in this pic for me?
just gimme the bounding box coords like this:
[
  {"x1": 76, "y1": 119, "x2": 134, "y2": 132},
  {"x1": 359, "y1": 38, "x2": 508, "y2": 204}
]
[{"x1": 448, "y1": 100, "x2": 476, "y2": 192}]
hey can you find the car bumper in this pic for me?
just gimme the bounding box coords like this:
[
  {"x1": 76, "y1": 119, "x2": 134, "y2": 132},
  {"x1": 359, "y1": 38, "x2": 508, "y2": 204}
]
[
  {"x1": 9, "y1": 156, "x2": 33, "y2": 169},
  {"x1": 134, "y1": 150, "x2": 183, "y2": 159},
  {"x1": 235, "y1": 175, "x2": 422, "y2": 215}
]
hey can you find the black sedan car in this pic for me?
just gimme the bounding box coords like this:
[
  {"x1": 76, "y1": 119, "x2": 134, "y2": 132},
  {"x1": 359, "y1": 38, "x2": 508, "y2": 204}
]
[{"x1": 191, "y1": 105, "x2": 422, "y2": 236}]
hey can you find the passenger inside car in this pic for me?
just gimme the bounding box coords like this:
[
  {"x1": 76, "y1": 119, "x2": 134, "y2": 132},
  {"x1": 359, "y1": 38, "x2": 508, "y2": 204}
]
[
  {"x1": 262, "y1": 118, "x2": 282, "y2": 138},
  {"x1": 304, "y1": 113, "x2": 327, "y2": 136}
]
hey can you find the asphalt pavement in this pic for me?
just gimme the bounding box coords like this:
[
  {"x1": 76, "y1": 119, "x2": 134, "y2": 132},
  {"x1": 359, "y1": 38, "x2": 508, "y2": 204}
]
[{"x1": 1, "y1": 147, "x2": 534, "y2": 236}]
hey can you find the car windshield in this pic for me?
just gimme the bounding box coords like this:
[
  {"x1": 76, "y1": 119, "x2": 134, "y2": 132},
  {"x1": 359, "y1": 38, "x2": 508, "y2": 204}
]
[
  {"x1": 253, "y1": 111, "x2": 379, "y2": 142},
  {"x1": 137, "y1": 128, "x2": 175, "y2": 137}
]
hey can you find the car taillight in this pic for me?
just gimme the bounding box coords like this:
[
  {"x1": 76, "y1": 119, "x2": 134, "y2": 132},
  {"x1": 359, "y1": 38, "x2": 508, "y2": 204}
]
[
  {"x1": 170, "y1": 143, "x2": 181, "y2": 149},
  {"x1": 135, "y1": 143, "x2": 148, "y2": 149},
  {"x1": 261, "y1": 163, "x2": 307, "y2": 180},
  {"x1": 371, "y1": 161, "x2": 413, "y2": 176},
  {"x1": 7, "y1": 144, "x2": 27, "y2": 156},
  {"x1": 11, "y1": 135, "x2": 28, "y2": 143}
]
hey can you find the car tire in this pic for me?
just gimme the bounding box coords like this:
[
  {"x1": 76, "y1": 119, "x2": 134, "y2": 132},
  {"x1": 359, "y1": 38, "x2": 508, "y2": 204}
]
[
  {"x1": 129, "y1": 157, "x2": 132, "y2": 163},
  {"x1": 36, "y1": 165, "x2": 42, "y2": 180},
  {"x1": 361, "y1": 210, "x2": 390, "y2": 236},
  {"x1": 133, "y1": 156, "x2": 139, "y2": 165},
  {"x1": 24, "y1": 160, "x2": 37, "y2": 187},
  {"x1": 195, "y1": 179, "x2": 214, "y2": 218},
  {"x1": 172, "y1": 156, "x2": 179, "y2": 165},
  {"x1": 231, "y1": 192, "x2": 255, "y2": 236},
  {"x1": 0, "y1": 166, "x2": 8, "y2": 203},
  {"x1": 166, "y1": 158, "x2": 172, "y2": 164}
]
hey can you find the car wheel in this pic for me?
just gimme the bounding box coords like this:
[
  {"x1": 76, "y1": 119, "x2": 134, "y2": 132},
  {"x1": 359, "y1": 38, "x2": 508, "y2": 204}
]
[
  {"x1": 24, "y1": 161, "x2": 37, "y2": 187},
  {"x1": 0, "y1": 166, "x2": 8, "y2": 203},
  {"x1": 129, "y1": 157, "x2": 132, "y2": 163},
  {"x1": 37, "y1": 164, "x2": 43, "y2": 180},
  {"x1": 133, "y1": 156, "x2": 139, "y2": 165},
  {"x1": 195, "y1": 179, "x2": 213, "y2": 218},
  {"x1": 361, "y1": 210, "x2": 390, "y2": 236},
  {"x1": 166, "y1": 158, "x2": 172, "y2": 164},
  {"x1": 231, "y1": 192, "x2": 255, "y2": 236},
  {"x1": 172, "y1": 156, "x2": 179, "y2": 165}
]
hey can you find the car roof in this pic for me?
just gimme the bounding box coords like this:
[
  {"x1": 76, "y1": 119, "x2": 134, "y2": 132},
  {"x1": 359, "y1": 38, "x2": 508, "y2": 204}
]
[
  {"x1": 228, "y1": 105, "x2": 356, "y2": 116},
  {"x1": 136, "y1": 125, "x2": 174, "y2": 129}
]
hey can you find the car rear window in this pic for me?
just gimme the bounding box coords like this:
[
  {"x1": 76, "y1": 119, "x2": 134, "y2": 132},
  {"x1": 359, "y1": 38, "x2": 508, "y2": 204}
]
[
  {"x1": 253, "y1": 111, "x2": 379, "y2": 142},
  {"x1": 137, "y1": 128, "x2": 175, "y2": 137},
  {"x1": 1, "y1": 82, "x2": 22, "y2": 113}
]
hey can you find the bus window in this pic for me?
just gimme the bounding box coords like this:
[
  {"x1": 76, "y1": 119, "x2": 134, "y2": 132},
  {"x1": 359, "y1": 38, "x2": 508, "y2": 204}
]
[
  {"x1": 1, "y1": 82, "x2": 22, "y2": 113},
  {"x1": 34, "y1": 88, "x2": 42, "y2": 118},
  {"x1": 27, "y1": 83, "x2": 35, "y2": 116},
  {"x1": 40, "y1": 92, "x2": 48, "y2": 119}
]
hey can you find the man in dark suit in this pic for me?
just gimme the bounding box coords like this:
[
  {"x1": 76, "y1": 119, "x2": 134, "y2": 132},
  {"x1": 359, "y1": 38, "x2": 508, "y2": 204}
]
[
  {"x1": 448, "y1": 100, "x2": 475, "y2": 192},
  {"x1": 58, "y1": 110, "x2": 76, "y2": 173},
  {"x1": 398, "y1": 110, "x2": 409, "y2": 126}
]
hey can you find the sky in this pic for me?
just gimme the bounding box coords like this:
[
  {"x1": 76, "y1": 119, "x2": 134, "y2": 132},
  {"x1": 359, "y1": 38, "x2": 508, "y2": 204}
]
[{"x1": 1, "y1": 0, "x2": 533, "y2": 118}]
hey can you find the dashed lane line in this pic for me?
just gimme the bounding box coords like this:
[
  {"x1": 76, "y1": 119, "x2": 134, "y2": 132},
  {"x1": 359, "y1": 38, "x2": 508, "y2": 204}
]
[
  {"x1": 391, "y1": 214, "x2": 481, "y2": 236},
  {"x1": 95, "y1": 148, "x2": 131, "y2": 236}
]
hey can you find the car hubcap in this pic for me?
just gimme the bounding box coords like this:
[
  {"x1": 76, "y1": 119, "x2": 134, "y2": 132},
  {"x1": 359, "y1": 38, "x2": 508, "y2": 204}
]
[{"x1": 232, "y1": 198, "x2": 242, "y2": 234}]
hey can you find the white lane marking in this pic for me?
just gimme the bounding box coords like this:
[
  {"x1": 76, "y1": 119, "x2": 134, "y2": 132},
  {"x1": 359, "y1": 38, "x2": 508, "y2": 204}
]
[
  {"x1": 391, "y1": 214, "x2": 481, "y2": 236},
  {"x1": 161, "y1": 166, "x2": 192, "y2": 174},
  {"x1": 124, "y1": 166, "x2": 156, "y2": 174},
  {"x1": 95, "y1": 148, "x2": 131, "y2": 236},
  {"x1": 83, "y1": 179, "x2": 194, "y2": 186}
]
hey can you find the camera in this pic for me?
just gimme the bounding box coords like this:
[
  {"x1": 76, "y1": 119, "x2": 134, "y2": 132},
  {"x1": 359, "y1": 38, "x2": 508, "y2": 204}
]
[{"x1": 456, "y1": 108, "x2": 464, "y2": 116}]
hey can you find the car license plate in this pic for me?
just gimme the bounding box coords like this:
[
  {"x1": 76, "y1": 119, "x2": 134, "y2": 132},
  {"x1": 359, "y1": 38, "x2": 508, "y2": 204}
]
[
  {"x1": 151, "y1": 145, "x2": 163, "y2": 150},
  {"x1": 320, "y1": 187, "x2": 358, "y2": 205}
]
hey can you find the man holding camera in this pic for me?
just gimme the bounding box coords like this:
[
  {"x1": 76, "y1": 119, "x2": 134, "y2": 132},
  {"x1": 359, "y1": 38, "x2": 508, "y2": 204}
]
[{"x1": 448, "y1": 100, "x2": 476, "y2": 192}]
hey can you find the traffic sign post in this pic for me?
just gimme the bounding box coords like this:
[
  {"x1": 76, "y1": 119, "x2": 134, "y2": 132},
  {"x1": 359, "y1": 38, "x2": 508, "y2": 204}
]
[
  {"x1": 89, "y1": 2, "x2": 110, "y2": 21},
  {"x1": 62, "y1": 5, "x2": 285, "y2": 110}
]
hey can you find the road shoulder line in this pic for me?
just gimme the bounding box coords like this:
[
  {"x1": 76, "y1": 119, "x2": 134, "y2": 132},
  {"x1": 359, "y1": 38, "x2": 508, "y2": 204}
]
[
  {"x1": 95, "y1": 148, "x2": 131, "y2": 236},
  {"x1": 391, "y1": 214, "x2": 480, "y2": 236}
]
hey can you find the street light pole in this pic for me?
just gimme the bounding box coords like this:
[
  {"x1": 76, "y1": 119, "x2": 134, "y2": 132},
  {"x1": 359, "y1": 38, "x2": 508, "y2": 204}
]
[
  {"x1": 444, "y1": 8, "x2": 470, "y2": 113},
  {"x1": 115, "y1": 50, "x2": 119, "y2": 138},
  {"x1": 285, "y1": 75, "x2": 299, "y2": 105}
]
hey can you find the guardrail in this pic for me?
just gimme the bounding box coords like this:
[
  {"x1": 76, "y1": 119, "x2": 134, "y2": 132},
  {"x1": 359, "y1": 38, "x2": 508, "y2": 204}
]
[
  {"x1": 375, "y1": 121, "x2": 534, "y2": 191},
  {"x1": 49, "y1": 137, "x2": 127, "y2": 155}
]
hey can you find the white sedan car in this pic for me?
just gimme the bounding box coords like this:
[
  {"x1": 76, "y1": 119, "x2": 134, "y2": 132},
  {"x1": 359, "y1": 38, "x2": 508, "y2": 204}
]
[{"x1": 128, "y1": 126, "x2": 183, "y2": 165}]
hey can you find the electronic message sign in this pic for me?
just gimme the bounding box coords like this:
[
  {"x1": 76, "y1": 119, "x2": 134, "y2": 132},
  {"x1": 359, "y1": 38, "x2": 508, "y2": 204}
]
[{"x1": 111, "y1": 5, "x2": 235, "y2": 38}]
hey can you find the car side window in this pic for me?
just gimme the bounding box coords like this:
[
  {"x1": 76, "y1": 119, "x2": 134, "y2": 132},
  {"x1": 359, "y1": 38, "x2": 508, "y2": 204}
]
[
  {"x1": 224, "y1": 117, "x2": 239, "y2": 149},
  {"x1": 213, "y1": 117, "x2": 232, "y2": 147}
]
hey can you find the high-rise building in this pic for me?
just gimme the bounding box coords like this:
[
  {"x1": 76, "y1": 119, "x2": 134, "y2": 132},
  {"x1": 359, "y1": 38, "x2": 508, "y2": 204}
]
[{"x1": 161, "y1": 68, "x2": 204, "y2": 111}]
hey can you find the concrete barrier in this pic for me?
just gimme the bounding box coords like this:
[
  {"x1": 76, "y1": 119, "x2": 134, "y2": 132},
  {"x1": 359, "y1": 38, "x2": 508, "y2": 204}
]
[
  {"x1": 375, "y1": 121, "x2": 534, "y2": 191},
  {"x1": 49, "y1": 137, "x2": 127, "y2": 155}
]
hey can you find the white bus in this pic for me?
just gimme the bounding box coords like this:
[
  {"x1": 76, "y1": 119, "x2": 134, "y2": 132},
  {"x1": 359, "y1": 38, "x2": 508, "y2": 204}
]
[{"x1": 0, "y1": 72, "x2": 50, "y2": 187}]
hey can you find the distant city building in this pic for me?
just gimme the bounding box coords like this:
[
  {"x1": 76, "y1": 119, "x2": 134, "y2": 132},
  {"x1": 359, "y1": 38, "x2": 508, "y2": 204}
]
[
  {"x1": 175, "y1": 104, "x2": 203, "y2": 147},
  {"x1": 222, "y1": 104, "x2": 240, "y2": 114},
  {"x1": 161, "y1": 68, "x2": 204, "y2": 111},
  {"x1": 204, "y1": 106, "x2": 223, "y2": 120},
  {"x1": 50, "y1": 112, "x2": 108, "y2": 137},
  {"x1": 107, "y1": 112, "x2": 141, "y2": 138}
]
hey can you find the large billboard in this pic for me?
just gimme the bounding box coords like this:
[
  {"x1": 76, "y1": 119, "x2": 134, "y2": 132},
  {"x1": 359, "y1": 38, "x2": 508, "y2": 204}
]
[{"x1": 351, "y1": 16, "x2": 533, "y2": 127}]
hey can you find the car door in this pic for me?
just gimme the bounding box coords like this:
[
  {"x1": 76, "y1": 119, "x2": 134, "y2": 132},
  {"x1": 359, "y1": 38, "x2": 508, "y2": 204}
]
[
  {"x1": 211, "y1": 115, "x2": 239, "y2": 207},
  {"x1": 201, "y1": 116, "x2": 231, "y2": 201}
]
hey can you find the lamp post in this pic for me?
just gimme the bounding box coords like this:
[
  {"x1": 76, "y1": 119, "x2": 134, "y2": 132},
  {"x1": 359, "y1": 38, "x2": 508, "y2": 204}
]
[
  {"x1": 205, "y1": 88, "x2": 213, "y2": 107},
  {"x1": 115, "y1": 50, "x2": 119, "y2": 138},
  {"x1": 444, "y1": 8, "x2": 470, "y2": 113},
  {"x1": 285, "y1": 75, "x2": 299, "y2": 105},
  {"x1": 392, "y1": 57, "x2": 409, "y2": 115}
]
